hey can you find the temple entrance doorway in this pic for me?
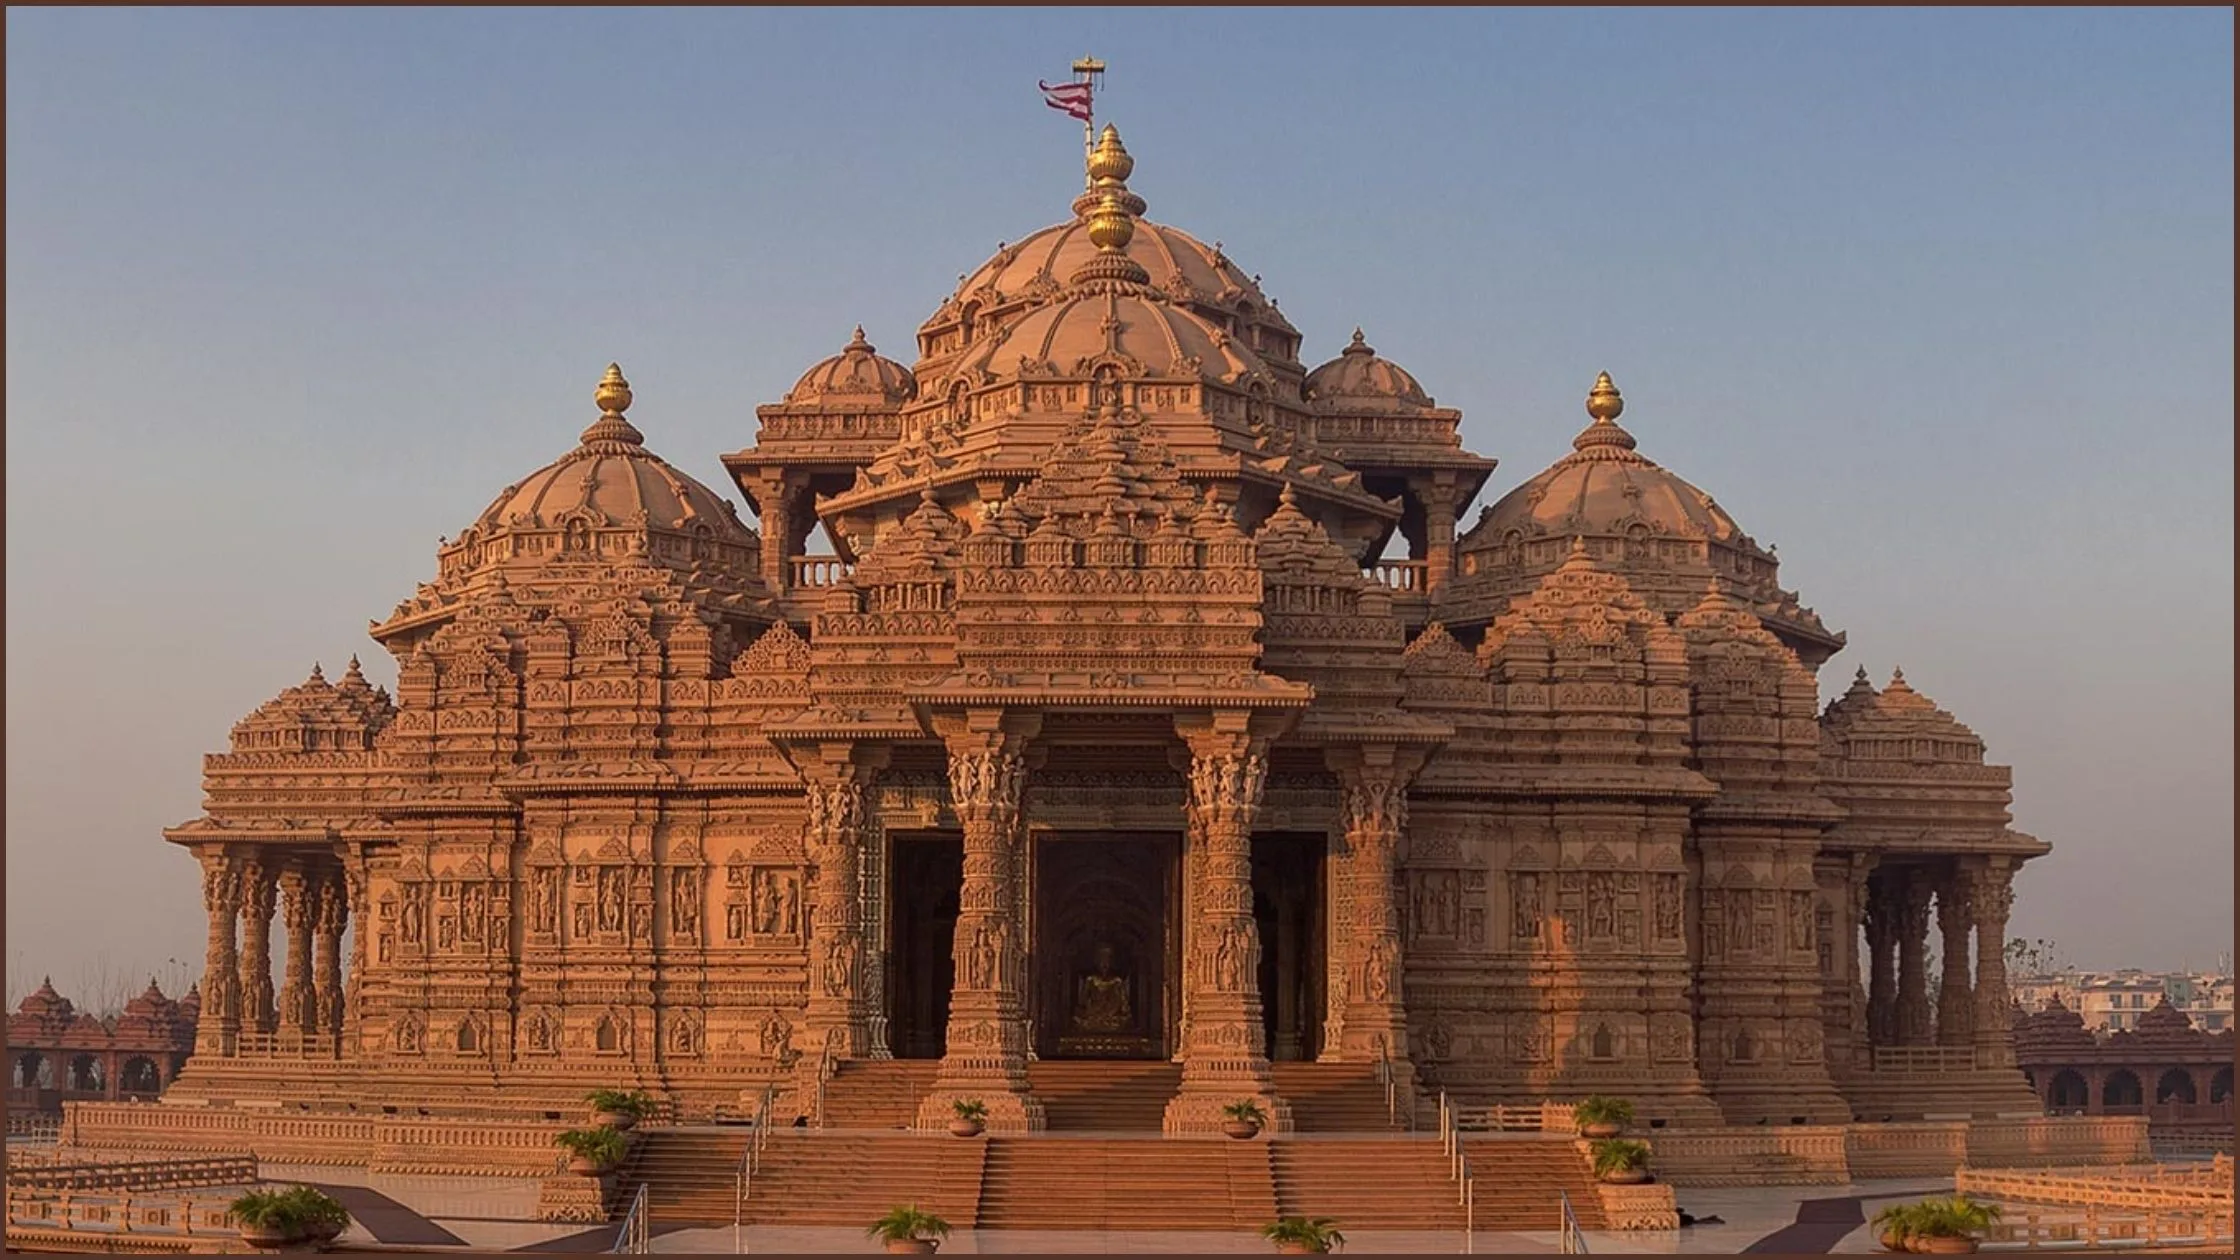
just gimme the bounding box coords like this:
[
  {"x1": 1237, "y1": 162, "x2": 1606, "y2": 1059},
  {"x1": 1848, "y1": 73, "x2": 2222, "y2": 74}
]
[
  {"x1": 1033, "y1": 834, "x2": 1178, "y2": 1060},
  {"x1": 887, "y1": 834, "x2": 962, "y2": 1060},
  {"x1": 1252, "y1": 832, "x2": 1327, "y2": 1062}
]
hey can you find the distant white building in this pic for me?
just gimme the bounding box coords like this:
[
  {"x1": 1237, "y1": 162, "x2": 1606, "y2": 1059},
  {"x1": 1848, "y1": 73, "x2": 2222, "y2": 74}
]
[{"x1": 2010, "y1": 969, "x2": 2233, "y2": 1033}]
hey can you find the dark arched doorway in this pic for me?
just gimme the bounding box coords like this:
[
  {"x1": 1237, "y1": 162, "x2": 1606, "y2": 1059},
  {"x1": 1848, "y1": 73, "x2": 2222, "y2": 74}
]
[
  {"x1": 2103, "y1": 1069, "x2": 2144, "y2": 1110},
  {"x1": 2048, "y1": 1068, "x2": 2089, "y2": 1111},
  {"x1": 2156, "y1": 1069, "x2": 2198, "y2": 1104},
  {"x1": 2211, "y1": 1066, "x2": 2233, "y2": 1104},
  {"x1": 120, "y1": 1057, "x2": 162, "y2": 1095},
  {"x1": 67, "y1": 1055, "x2": 102, "y2": 1092}
]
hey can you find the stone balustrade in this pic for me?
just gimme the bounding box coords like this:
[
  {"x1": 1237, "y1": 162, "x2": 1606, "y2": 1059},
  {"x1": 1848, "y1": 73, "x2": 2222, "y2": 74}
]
[
  {"x1": 1956, "y1": 1160, "x2": 2235, "y2": 1213},
  {"x1": 5, "y1": 1186, "x2": 246, "y2": 1245},
  {"x1": 9, "y1": 1155, "x2": 258, "y2": 1193},
  {"x1": 1455, "y1": 1102, "x2": 1573, "y2": 1132},
  {"x1": 1982, "y1": 1205, "x2": 2234, "y2": 1250},
  {"x1": 62, "y1": 1102, "x2": 571, "y2": 1178},
  {"x1": 1648, "y1": 1115, "x2": 2152, "y2": 1187},
  {"x1": 1364, "y1": 560, "x2": 1428, "y2": 592}
]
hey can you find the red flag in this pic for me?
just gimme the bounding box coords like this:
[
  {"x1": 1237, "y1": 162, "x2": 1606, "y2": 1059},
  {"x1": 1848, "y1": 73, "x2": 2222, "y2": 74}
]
[{"x1": 1039, "y1": 79, "x2": 1092, "y2": 122}]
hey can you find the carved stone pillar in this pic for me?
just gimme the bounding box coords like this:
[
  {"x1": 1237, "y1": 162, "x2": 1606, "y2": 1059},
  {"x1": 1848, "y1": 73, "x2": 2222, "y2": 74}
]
[
  {"x1": 238, "y1": 858, "x2": 279, "y2": 1040},
  {"x1": 1843, "y1": 857, "x2": 1874, "y2": 1069},
  {"x1": 1895, "y1": 869, "x2": 1935, "y2": 1047},
  {"x1": 1412, "y1": 474, "x2": 1467, "y2": 595},
  {"x1": 1328, "y1": 748, "x2": 1420, "y2": 1068},
  {"x1": 1936, "y1": 869, "x2": 1975, "y2": 1048},
  {"x1": 197, "y1": 851, "x2": 242, "y2": 1056},
  {"x1": 312, "y1": 868, "x2": 347, "y2": 1044},
  {"x1": 341, "y1": 857, "x2": 369, "y2": 1050},
  {"x1": 1864, "y1": 871, "x2": 1897, "y2": 1049},
  {"x1": 276, "y1": 864, "x2": 316, "y2": 1048},
  {"x1": 801, "y1": 748, "x2": 887, "y2": 1061},
  {"x1": 1165, "y1": 716, "x2": 1289, "y2": 1134},
  {"x1": 1971, "y1": 863, "x2": 2017, "y2": 1068},
  {"x1": 755, "y1": 473, "x2": 792, "y2": 593},
  {"x1": 918, "y1": 714, "x2": 1042, "y2": 1130}
]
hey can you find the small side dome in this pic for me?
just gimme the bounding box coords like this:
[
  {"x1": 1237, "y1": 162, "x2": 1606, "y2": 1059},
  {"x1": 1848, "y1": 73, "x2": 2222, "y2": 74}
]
[
  {"x1": 785, "y1": 327, "x2": 917, "y2": 406},
  {"x1": 1304, "y1": 329, "x2": 1432, "y2": 412}
]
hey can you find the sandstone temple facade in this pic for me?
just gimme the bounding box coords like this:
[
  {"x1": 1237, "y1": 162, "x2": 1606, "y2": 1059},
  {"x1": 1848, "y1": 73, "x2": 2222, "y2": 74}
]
[{"x1": 156, "y1": 127, "x2": 2049, "y2": 1133}]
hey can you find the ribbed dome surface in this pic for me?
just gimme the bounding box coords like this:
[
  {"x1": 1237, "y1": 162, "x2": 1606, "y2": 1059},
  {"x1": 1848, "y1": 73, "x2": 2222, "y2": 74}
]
[
  {"x1": 961, "y1": 283, "x2": 1267, "y2": 386},
  {"x1": 944, "y1": 217, "x2": 1283, "y2": 325},
  {"x1": 785, "y1": 327, "x2": 917, "y2": 406},
  {"x1": 1304, "y1": 329, "x2": 1432, "y2": 411}
]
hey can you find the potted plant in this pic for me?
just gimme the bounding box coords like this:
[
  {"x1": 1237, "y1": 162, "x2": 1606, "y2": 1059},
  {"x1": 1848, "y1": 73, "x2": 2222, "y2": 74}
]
[
  {"x1": 1261, "y1": 1216, "x2": 1346, "y2": 1254},
  {"x1": 948, "y1": 1098, "x2": 987, "y2": 1139},
  {"x1": 1222, "y1": 1099, "x2": 1267, "y2": 1140},
  {"x1": 585, "y1": 1088, "x2": 652, "y2": 1131},
  {"x1": 1873, "y1": 1202, "x2": 1923, "y2": 1252},
  {"x1": 1574, "y1": 1095, "x2": 1635, "y2": 1139},
  {"x1": 1906, "y1": 1196, "x2": 2002, "y2": 1255},
  {"x1": 279, "y1": 1185, "x2": 350, "y2": 1248},
  {"x1": 229, "y1": 1189, "x2": 302, "y2": 1250},
  {"x1": 1591, "y1": 1138, "x2": 1653, "y2": 1185},
  {"x1": 868, "y1": 1204, "x2": 952, "y2": 1255},
  {"x1": 553, "y1": 1125, "x2": 629, "y2": 1176}
]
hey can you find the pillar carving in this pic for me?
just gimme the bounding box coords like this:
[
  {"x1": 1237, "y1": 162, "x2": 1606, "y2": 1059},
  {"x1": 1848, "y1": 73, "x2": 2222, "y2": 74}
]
[
  {"x1": 1841, "y1": 856, "x2": 1874, "y2": 1069},
  {"x1": 1411, "y1": 474, "x2": 1468, "y2": 594},
  {"x1": 340, "y1": 855, "x2": 369, "y2": 1050},
  {"x1": 917, "y1": 714, "x2": 1041, "y2": 1131},
  {"x1": 1935, "y1": 869, "x2": 1974, "y2": 1047},
  {"x1": 197, "y1": 851, "x2": 242, "y2": 1056},
  {"x1": 1327, "y1": 747, "x2": 1424, "y2": 1067},
  {"x1": 237, "y1": 858, "x2": 279, "y2": 1039},
  {"x1": 1894, "y1": 869, "x2": 1934, "y2": 1047},
  {"x1": 312, "y1": 868, "x2": 347, "y2": 1043},
  {"x1": 1864, "y1": 871, "x2": 1897, "y2": 1048},
  {"x1": 1165, "y1": 716, "x2": 1289, "y2": 1134},
  {"x1": 276, "y1": 864, "x2": 316, "y2": 1046},
  {"x1": 1971, "y1": 863, "x2": 2016, "y2": 1067},
  {"x1": 800, "y1": 747, "x2": 887, "y2": 1061}
]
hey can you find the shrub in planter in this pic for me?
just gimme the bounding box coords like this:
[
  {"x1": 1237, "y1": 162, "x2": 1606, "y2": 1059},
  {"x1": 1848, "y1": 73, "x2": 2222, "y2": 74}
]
[
  {"x1": 948, "y1": 1098, "x2": 987, "y2": 1138},
  {"x1": 1590, "y1": 1138, "x2": 1653, "y2": 1185},
  {"x1": 230, "y1": 1189, "x2": 303, "y2": 1250},
  {"x1": 278, "y1": 1186, "x2": 350, "y2": 1246},
  {"x1": 1573, "y1": 1095, "x2": 1635, "y2": 1139},
  {"x1": 1261, "y1": 1216, "x2": 1346, "y2": 1254},
  {"x1": 868, "y1": 1204, "x2": 952, "y2": 1255},
  {"x1": 1222, "y1": 1099, "x2": 1267, "y2": 1139},
  {"x1": 554, "y1": 1125, "x2": 629, "y2": 1175},
  {"x1": 1895, "y1": 1196, "x2": 2001, "y2": 1255},
  {"x1": 585, "y1": 1088, "x2": 653, "y2": 1131},
  {"x1": 1873, "y1": 1203, "x2": 1924, "y2": 1252}
]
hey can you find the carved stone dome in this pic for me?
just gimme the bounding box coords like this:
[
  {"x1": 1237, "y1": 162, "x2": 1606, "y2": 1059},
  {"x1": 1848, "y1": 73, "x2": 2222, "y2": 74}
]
[
  {"x1": 1304, "y1": 329, "x2": 1433, "y2": 412},
  {"x1": 1474, "y1": 372, "x2": 1745, "y2": 545},
  {"x1": 785, "y1": 327, "x2": 917, "y2": 406},
  {"x1": 960, "y1": 283, "x2": 1269, "y2": 387},
  {"x1": 475, "y1": 366, "x2": 751, "y2": 538},
  {"x1": 950, "y1": 218, "x2": 1278, "y2": 324}
]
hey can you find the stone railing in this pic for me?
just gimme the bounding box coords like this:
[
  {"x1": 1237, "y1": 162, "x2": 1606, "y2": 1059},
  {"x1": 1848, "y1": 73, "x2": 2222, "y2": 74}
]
[
  {"x1": 1980, "y1": 1205, "x2": 2234, "y2": 1250},
  {"x1": 5, "y1": 1186, "x2": 245, "y2": 1246},
  {"x1": 9, "y1": 1155, "x2": 258, "y2": 1193},
  {"x1": 1452, "y1": 1102, "x2": 1571, "y2": 1133},
  {"x1": 1956, "y1": 1160, "x2": 2235, "y2": 1212},
  {"x1": 1364, "y1": 561, "x2": 1428, "y2": 593},
  {"x1": 231, "y1": 1031, "x2": 343, "y2": 1058},
  {"x1": 1869, "y1": 1045, "x2": 1982, "y2": 1073},
  {"x1": 62, "y1": 1102, "x2": 569, "y2": 1178},
  {"x1": 1649, "y1": 1124, "x2": 1853, "y2": 1186},
  {"x1": 1649, "y1": 1116, "x2": 2152, "y2": 1188},
  {"x1": 789, "y1": 555, "x2": 853, "y2": 588}
]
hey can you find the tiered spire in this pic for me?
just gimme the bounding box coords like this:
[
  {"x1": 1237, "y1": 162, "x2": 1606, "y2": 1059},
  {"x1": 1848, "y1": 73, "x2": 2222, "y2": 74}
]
[{"x1": 1068, "y1": 125, "x2": 1151, "y2": 288}]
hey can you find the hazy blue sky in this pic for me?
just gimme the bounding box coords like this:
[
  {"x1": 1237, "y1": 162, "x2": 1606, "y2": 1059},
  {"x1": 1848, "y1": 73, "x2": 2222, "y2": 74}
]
[{"x1": 8, "y1": 8, "x2": 2232, "y2": 997}]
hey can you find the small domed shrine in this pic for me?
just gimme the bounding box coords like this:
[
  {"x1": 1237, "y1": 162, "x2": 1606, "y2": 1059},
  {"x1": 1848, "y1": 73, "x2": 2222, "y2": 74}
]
[{"x1": 137, "y1": 121, "x2": 2052, "y2": 1142}]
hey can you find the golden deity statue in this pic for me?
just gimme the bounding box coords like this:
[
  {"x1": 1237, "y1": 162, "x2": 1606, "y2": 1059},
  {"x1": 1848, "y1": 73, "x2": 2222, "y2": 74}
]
[{"x1": 1072, "y1": 943, "x2": 1132, "y2": 1033}]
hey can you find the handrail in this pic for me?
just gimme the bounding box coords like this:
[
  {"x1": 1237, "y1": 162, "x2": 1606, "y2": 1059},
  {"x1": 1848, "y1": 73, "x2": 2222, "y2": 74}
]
[
  {"x1": 1559, "y1": 1189, "x2": 1589, "y2": 1254},
  {"x1": 732, "y1": 1084, "x2": 779, "y2": 1252},
  {"x1": 1438, "y1": 1092, "x2": 1476, "y2": 1253},
  {"x1": 812, "y1": 1044, "x2": 836, "y2": 1130},
  {"x1": 610, "y1": 1183, "x2": 649, "y2": 1254},
  {"x1": 1374, "y1": 1046, "x2": 1397, "y2": 1130}
]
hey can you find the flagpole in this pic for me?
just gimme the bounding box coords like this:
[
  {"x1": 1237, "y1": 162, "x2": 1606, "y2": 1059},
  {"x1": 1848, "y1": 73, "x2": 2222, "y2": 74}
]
[{"x1": 1073, "y1": 55, "x2": 1105, "y2": 185}]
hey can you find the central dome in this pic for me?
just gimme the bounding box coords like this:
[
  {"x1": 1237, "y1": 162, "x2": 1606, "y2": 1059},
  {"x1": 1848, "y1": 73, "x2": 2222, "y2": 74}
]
[{"x1": 962, "y1": 284, "x2": 1268, "y2": 386}]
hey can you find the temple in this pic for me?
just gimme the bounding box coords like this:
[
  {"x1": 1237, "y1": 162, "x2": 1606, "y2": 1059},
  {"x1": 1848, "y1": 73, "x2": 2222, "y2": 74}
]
[{"x1": 142, "y1": 125, "x2": 2050, "y2": 1134}]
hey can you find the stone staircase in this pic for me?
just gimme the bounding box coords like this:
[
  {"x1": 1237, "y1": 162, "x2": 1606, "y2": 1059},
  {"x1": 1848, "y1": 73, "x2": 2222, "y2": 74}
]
[
  {"x1": 614, "y1": 1127, "x2": 1604, "y2": 1233},
  {"x1": 1269, "y1": 1062, "x2": 1413, "y2": 1132},
  {"x1": 820, "y1": 1060, "x2": 939, "y2": 1129},
  {"x1": 1027, "y1": 1061, "x2": 1181, "y2": 1131},
  {"x1": 976, "y1": 1137, "x2": 1277, "y2": 1229}
]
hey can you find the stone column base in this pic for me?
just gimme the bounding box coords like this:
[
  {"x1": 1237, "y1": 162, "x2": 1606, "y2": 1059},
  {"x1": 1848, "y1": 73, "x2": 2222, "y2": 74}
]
[
  {"x1": 535, "y1": 1172, "x2": 613, "y2": 1223},
  {"x1": 1162, "y1": 1060, "x2": 1293, "y2": 1136},
  {"x1": 916, "y1": 1080, "x2": 1043, "y2": 1132}
]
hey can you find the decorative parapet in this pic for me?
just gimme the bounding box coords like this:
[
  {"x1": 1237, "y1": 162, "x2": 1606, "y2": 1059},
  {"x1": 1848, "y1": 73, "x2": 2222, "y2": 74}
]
[
  {"x1": 1648, "y1": 1125, "x2": 1854, "y2": 1186},
  {"x1": 1596, "y1": 1180, "x2": 1680, "y2": 1230},
  {"x1": 62, "y1": 1102, "x2": 571, "y2": 1179},
  {"x1": 535, "y1": 1171, "x2": 614, "y2": 1223}
]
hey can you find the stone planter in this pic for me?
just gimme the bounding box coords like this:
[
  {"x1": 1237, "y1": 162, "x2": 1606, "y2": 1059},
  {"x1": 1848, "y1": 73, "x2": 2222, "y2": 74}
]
[
  {"x1": 1599, "y1": 1167, "x2": 1652, "y2": 1185},
  {"x1": 1274, "y1": 1245, "x2": 1329, "y2": 1255},
  {"x1": 884, "y1": 1241, "x2": 938, "y2": 1255},
  {"x1": 305, "y1": 1220, "x2": 346, "y2": 1248},
  {"x1": 1879, "y1": 1229, "x2": 1909, "y2": 1252},
  {"x1": 1917, "y1": 1239, "x2": 1977, "y2": 1255},
  {"x1": 1223, "y1": 1120, "x2": 1262, "y2": 1140},
  {"x1": 594, "y1": 1110, "x2": 638, "y2": 1132},
  {"x1": 566, "y1": 1156, "x2": 615, "y2": 1177},
  {"x1": 1581, "y1": 1122, "x2": 1623, "y2": 1139},
  {"x1": 947, "y1": 1119, "x2": 985, "y2": 1139},
  {"x1": 237, "y1": 1224, "x2": 296, "y2": 1250}
]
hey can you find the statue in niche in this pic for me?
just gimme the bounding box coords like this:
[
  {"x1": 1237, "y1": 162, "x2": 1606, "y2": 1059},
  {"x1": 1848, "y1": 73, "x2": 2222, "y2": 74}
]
[
  {"x1": 725, "y1": 896, "x2": 748, "y2": 943},
  {"x1": 435, "y1": 914, "x2": 456, "y2": 952},
  {"x1": 1652, "y1": 1019, "x2": 1685, "y2": 1063},
  {"x1": 1587, "y1": 872, "x2": 1616, "y2": 939},
  {"x1": 1213, "y1": 926, "x2": 1245, "y2": 992},
  {"x1": 752, "y1": 871, "x2": 778, "y2": 934},
  {"x1": 1729, "y1": 891, "x2": 1755, "y2": 955},
  {"x1": 1789, "y1": 891, "x2": 1813, "y2": 953},
  {"x1": 726, "y1": 861, "x2": 746, "y2": 889},
  {"x1": 461, "y1": 884, "x2": 487, "y2": 943},
  {"x1": 1791, "y1": 1019, "x2": 1822, "y2": 1063},
  {"x1": 758, "y1": 1011, "x2": 796, "y2": 1065},
  {"x1": 394, "y1": 1016, "x2": 423, "y2": 1054},
  {"x1": 1816, "y1": 903, "x2": 1836, "y2": 975},
  {"x1": 672, "y1": 869, "x2": 701, "y2": 943},
  {"x1": 530, "y1": 869, "x2": 558, "y2": 934},
  {"x1": 823, "y1": 936, "x2": 857, "y2": 997},
  {"x1": 1654, "y1": 874, "x2": 1682, "y2": 940},
  {"x1": 399, "y1": 888, "x2": 425, "y2": 945},
  {"x1": 572, "y1": 899, "x2": 594, "y2": 940},
  {"x1": 1512, "y1": 873, "x2": 1543, "y2": 943},
  {"x1": 1363, "y1": 936, "x2": 1395, "y2": 1002},
  {"x1": 597, "y1": 868, "x2": 624, "y2": 933},
  {"x1": 777, "y1": 874, "x2": 799, "y2": 935},
  {"x1": 1070, "y1": 944, "x2": 1132, "y2": 1034},
  {"x1": 524, "y1": 1010, "x2": 553, "y2": 1052}
]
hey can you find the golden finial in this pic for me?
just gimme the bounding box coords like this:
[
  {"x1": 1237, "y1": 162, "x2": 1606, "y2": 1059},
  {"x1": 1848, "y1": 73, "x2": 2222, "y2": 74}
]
[
  {"x1": 596, "y1": 363, "x2": 633, "y2": 415},
  {"x1": 1087, "y1": 191, "x2": 1136, "y2": 253},
  {"x1": 581, "y1": 363, "x2": 646, "y2": 448},
  {"x1": 1586, "y1": 371, "x2": 1623, "y2": 423},
  {"x1": 1088, "y1": 124, "x2": 1134, "y2": 184}
]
